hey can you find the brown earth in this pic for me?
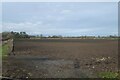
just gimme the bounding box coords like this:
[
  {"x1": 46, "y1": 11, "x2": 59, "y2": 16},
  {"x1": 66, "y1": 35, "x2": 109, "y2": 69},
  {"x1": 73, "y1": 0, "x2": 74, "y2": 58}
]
[{"x1": 2, "y1": 39, "x2": 118, "y2": 79}]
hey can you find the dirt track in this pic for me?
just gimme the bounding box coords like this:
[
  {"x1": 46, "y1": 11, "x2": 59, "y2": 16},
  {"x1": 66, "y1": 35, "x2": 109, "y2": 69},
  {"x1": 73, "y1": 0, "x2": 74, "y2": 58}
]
[{"x1": 2, "y1": 39, "x2": 118, "y2": 78}]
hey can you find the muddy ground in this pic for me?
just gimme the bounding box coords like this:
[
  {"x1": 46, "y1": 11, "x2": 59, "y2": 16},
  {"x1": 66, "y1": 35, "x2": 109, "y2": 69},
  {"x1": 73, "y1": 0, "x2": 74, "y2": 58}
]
[{"x1": 2, "y1": 39, "x2": 118, "y2": 79}]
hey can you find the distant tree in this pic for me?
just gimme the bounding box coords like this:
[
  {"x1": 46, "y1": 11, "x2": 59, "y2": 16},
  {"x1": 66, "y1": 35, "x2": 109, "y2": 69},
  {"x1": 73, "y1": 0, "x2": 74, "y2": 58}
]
[
  {"x1": 48, "y1": 36, "x2": 51, "y2": 38},
  {"x1": 2, "y1": 32, "x2": 12, "y2": 40},
  {"x1": 98, "y1": 36, "x2": 100, "y2": 38},
  {"x1": 52, "y1": 35, "x2": 59, "y2": 38},
  {"x1": 40, "y1": 34, "x2": 43, "y2": 38},
  {"x1": 10, "y1": 31, "x2": 30, "y2": 39}
]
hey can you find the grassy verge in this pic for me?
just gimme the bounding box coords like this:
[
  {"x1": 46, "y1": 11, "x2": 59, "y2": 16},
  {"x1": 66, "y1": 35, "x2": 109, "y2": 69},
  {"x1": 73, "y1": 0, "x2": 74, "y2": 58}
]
[
  {"x1": 0, "y1": 45, "x2": 2, "y2": 57},
  {"x1": 0, "y1": 44, "x2": 9, "y2": 59},
  {"x1": 97, "y1": 72, "x2": 119, "y2": 78}
]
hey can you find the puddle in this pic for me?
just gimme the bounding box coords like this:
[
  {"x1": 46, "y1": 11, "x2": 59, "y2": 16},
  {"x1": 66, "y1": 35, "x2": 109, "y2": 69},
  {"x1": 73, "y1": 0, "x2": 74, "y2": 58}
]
[
  {"x1": 44, "y1": 59, "x2": 73, "y2": 65},
  {"x1": 9, "y1": 55, "x2": 50, "y2": 61}
]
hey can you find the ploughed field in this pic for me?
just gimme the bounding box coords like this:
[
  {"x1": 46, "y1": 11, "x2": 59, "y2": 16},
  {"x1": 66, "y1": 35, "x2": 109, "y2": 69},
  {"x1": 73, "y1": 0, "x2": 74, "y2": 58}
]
[{"x1": 2, "y1": 39, "x2": 118, "y2": 78}]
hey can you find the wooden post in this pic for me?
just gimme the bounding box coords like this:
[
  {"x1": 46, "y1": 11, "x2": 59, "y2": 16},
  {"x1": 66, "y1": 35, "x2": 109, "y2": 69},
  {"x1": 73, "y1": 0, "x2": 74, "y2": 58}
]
[{"x1": 12, "y1": 39, "x2": 15, "y2": 55}]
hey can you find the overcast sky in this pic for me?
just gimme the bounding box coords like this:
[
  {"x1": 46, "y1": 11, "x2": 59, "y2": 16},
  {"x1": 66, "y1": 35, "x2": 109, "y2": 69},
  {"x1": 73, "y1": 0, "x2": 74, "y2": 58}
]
[{"x1": 2, "y1": 2, "x2": 118, "y2": 36}]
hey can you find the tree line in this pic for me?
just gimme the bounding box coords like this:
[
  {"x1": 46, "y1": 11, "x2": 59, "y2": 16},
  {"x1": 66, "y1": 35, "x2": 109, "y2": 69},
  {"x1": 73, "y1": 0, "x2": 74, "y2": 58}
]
[
  {"x1": 2, "y1": 31, "x2": 30, "y2": 40},
  {"x1": 2, "y1": 31, "x2": 119, "y2": 40}
]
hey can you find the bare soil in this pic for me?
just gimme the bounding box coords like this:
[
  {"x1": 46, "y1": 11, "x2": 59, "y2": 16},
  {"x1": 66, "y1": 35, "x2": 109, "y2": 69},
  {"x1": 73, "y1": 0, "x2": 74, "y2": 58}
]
[{"x1": 2, "y1": 39, "x2": 118, "y2": 79}]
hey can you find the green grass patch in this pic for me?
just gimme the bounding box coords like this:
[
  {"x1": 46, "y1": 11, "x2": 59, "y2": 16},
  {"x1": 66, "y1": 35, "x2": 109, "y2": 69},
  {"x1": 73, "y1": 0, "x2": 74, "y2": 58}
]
[
  {"x1": 0, "y1": 46, "x2": 2, "y2": 57},
  {"x1": 0, "y1": 44, "x2": 9, "y2": 58},
  {"x1": 98, "y1": 72, "x2": 118, "y2": 78}
]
